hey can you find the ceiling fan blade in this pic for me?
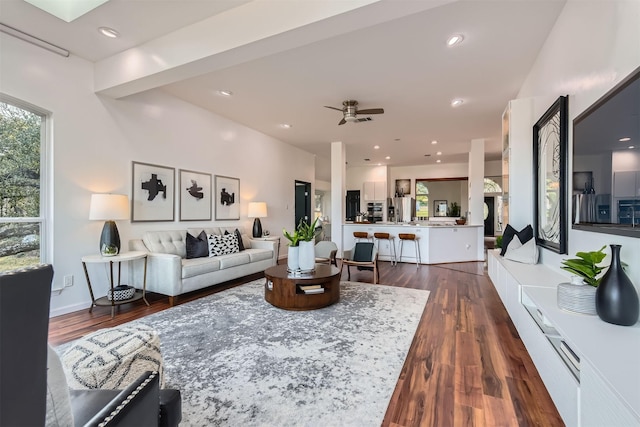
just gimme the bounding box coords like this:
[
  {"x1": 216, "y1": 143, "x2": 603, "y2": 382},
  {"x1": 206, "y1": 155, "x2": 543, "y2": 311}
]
[
  {"x1": 324, "y1": 106, "x2": 344, "y2": 112},
  {"x1": 356, "y1": 117, "x2": 372, "y2": 122},
  {"x1": 357, "y1": 108, "x2": 384, "y2": 115},
  {"x1": 338, "y1": 118, "x2": 346, "y2": 125}
]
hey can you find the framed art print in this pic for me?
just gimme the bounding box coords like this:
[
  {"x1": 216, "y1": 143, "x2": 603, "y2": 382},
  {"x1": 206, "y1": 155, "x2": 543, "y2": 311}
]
[
  {"x1": 533, "y1": 95, "x2": 568, "y2": 254},
  {"x1": 395, "y1": 179, "x2": 411, "y2": 196},
  {"x1": 214, "y1": 175, "x2": 240, "y2": 220},
  {"x1": 132, "y1": 161, "x2": 175, "y2": 222},
  {"x1": 179, "y1": 169, "x2": 212, "y2": 221}
]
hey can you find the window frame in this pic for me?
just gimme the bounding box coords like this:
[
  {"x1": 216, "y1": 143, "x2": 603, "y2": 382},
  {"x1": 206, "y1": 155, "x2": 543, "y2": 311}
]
[{"x1": 0, "y1": 94, "x2": 51, "y2": 266}]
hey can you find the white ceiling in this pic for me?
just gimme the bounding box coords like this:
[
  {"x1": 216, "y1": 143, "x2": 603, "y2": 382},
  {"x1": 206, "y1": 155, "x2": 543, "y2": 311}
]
[{"x1": 0, "y1": 0, "x2": 567, "y2": 181}]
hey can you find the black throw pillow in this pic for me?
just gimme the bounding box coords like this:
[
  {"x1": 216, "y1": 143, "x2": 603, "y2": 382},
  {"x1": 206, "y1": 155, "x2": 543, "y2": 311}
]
[
  {"x1": 224, "y1": 229, "x2": 245, "y2": 251},
  {"x1": 500, "y1": 224, "x2": 534, "y2": 256},
  {"x1": 186, "y1": 230, "x2": 209, "y2": 259},
  {"x1": 234, "y1": 229, "x2": 245, "y2": 251}
]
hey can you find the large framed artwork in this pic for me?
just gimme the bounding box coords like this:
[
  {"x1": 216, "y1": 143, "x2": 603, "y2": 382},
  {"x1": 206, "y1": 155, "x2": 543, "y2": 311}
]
[
  {"x1": 395, "y1": 179, "x2": 411, "y2": 196},
  {"x1": 214, "y1": 175, "x2": 240, "y2": 220},
  {"x1": 179, "y1": 169, "x2": 212, "y2": 221},
  {"x1": 132, "y1": 161, "x2": 175, "y2": 222},
  {"x1": 533, "y1": 95, "x2": 568, "y2": 254}
]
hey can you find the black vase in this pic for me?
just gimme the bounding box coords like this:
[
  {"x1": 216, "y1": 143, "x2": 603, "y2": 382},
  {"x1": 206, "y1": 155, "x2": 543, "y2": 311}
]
[{"x1": 596, "y1": 245, "x2": 639, "y2": 326}]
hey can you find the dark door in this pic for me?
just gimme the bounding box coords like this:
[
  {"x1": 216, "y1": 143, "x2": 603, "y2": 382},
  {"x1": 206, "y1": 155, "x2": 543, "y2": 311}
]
[
  {"x1": 345, "y1": 190, "x2": 360, "y2": 221},
  {"x1": 295, "y1": 181, "x2": 311, "y2": 226},
  {"x1": 484, "y1": 196, "x2": 495, "y2": 236}
]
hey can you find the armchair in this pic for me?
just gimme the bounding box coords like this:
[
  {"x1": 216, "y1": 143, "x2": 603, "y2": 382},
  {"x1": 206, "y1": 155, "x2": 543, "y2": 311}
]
[
  {"x1": 315, "y1": 241, "x2": 338, "y2": 266},
  {"x1": 0, "y1": 265, "x2": 181, "y2": 427},
  {"x1": 340, "y1": 242, "x2": 379, "y2": 284}
]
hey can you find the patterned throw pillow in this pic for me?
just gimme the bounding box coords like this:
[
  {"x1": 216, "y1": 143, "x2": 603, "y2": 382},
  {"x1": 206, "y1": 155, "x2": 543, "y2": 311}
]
[{"x1": 208, "y1": 233, "x2": 239, "y2": 257}]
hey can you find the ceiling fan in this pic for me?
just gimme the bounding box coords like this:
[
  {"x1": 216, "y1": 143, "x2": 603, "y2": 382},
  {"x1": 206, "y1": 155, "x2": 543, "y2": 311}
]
[{"x1": 324, "y1": 100, "x2": 384, "y2": 125}]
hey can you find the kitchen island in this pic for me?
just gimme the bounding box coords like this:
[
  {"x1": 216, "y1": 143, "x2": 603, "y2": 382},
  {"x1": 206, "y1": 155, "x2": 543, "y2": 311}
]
[{"x1": 343, "y1": 222, "x2": 484, "y2": 264}]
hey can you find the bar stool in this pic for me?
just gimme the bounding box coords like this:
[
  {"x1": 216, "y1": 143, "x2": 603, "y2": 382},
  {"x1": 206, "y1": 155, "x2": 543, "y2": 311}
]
[
  {"x1": 373, "y1": 232, "x2": 397, "y2": 266},
  {"x1": 353, "y1": 231, "x2": 372, "y2": 242},
  {"x1": 398, "y1": 233, "x2": 421, "y2": 268}
]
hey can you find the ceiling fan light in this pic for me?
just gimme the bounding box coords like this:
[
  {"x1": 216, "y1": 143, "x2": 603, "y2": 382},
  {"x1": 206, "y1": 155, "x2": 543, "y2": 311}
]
[{"x1": 345, "y1": 116, "x2": 358, "y2": 122}]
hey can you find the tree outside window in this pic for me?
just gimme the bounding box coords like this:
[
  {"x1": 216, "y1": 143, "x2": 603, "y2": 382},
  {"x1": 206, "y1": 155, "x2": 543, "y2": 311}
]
[
  {"x1": 415, "y1": 180, "x2": 429, "y2": 218},
  {"x1": 0, "y1": 100, "x2": 45, "y2": 271}
]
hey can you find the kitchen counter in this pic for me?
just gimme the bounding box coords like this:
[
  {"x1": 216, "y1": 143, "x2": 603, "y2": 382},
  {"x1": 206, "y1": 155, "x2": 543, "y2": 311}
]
[{"x1": 343, "y1": 223, "x2": 484, "y2": 264}]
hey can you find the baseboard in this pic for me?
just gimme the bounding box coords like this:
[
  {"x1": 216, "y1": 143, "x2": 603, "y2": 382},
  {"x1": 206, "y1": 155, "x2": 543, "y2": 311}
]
[{"x1": 50, "y1": 301, "x2": 88, "y2": 318}]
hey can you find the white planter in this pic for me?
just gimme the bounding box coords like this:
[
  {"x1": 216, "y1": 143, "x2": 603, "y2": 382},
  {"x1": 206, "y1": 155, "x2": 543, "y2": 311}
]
[
  {"x1": 287, "y1": 246, "x2": 299, "y2": 271},
  {"x1": 298, "y1": 240, "x2": 315, "y2": 271}
]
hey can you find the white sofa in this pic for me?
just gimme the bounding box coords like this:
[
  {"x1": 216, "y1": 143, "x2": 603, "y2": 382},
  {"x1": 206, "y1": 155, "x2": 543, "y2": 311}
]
[{"x1": 129, "y1": 227, "x2": 277, "y2": 305}]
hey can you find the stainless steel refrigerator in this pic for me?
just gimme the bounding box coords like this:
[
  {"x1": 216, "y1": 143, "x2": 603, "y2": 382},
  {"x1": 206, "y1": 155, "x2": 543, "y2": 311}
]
[{"x1": 394, "y1": 197, "x2": 415, "y2": 223}]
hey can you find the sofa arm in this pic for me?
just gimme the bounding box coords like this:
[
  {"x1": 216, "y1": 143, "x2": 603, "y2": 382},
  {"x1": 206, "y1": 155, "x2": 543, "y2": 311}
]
[
  {"x1": 82, "y1": 371, "x2": 160, "y2": 427},
  {"x1": 249, "y1": 239, "x2": 278, "y2": 265},
  {"x1": 128, "y1": 243, "x2": 182, "y2": 297}
]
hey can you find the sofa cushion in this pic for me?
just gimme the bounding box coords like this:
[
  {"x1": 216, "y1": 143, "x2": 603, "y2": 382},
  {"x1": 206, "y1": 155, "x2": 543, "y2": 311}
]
[
  {"x1": 185, "y1": 231, "x2": 209, "y2": 259},
  {"x1": 208, "y1": 233, "x2": 239, "y2": 257},
  {"x1": 218, "y1": 252, "x2": 251, "y2": 269},
  {"x1": 142, "y1": 231, "x2": 187, "y2": 258},
  {"x1": 181, "y1": 257, "x2": 221, "y2": 279},
  {"x1": 245, "y1": 248, "x2": 273, "y2": 263}
]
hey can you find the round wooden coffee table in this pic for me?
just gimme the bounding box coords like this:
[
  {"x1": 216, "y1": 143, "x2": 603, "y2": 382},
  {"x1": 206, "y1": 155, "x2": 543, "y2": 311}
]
[{"x1": 264, "y1": 264, "x2": 340, "y2": 310}]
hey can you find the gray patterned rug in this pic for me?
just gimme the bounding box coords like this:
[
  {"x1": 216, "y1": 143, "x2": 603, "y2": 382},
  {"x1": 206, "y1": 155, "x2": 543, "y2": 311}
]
[{"x1": 70, "y1": 280, "x2": 429, "y2": 426}]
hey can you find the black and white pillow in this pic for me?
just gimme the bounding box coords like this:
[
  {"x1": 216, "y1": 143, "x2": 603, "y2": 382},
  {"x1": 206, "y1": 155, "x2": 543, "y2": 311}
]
[
  {"x1": 500, "y1": 224, "x2": 534, "y2": 256},
  {"x1": 208, "y1": 233, "x2": 240, "y2": 257},
  {"x1": 224, "y1": 229, "x2": 245, "y2": 251}
]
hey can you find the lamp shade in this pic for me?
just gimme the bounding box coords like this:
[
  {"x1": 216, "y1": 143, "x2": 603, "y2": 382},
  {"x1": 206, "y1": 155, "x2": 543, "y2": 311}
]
[
  {"x1": 247, "y1": 202, "x2": 267, "y2": 218},
  {"x1": 89, "y1": 194, "x2": 129, "y2": 220}
]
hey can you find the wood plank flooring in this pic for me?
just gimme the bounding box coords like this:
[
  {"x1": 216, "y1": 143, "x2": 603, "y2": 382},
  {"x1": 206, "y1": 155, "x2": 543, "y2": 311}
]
[{"x1": 49, "y1": 260, "x2": 563, "y2": 427}]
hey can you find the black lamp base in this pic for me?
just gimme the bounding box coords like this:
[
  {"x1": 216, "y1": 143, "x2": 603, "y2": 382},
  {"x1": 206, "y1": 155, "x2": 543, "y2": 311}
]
[
  {"x1": 252, "y1": 218, "x2": 263, "y2": 238},
  {"x1": 100, "y1": 220, "x2": 121, "y2": 256}
]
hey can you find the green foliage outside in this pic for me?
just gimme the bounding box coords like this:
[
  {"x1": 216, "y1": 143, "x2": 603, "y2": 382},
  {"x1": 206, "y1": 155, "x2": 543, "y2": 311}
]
[{"x1": 0, "y1": 102, "x2": 42, "y2": 271}]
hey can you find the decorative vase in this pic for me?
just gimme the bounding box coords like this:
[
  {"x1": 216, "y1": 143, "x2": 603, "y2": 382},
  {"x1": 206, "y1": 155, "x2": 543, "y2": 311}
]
[
  {"x1": 287, "y1": 246, "x2": 299, "y2": 271},
  {"x1": 298, "y1": 240, "x2": 315, "y2": 271},
  {"x1": 596, "y1": 244, "x2": 639, "y2": 326}
]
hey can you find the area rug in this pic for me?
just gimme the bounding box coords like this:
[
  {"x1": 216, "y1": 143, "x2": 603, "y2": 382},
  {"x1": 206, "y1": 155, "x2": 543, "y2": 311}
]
[{"x1": 69, "y1": 280, "x2": 429, "y2": 426}]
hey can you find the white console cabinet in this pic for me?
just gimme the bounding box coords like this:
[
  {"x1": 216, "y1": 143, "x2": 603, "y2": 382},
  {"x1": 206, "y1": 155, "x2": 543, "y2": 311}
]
[{"x1": 487, "y1": 250, "x2": 640, "y2": 427}]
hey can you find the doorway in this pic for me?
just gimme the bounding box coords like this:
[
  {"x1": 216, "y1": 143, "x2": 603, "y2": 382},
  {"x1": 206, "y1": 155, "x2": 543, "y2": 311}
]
[
  {"x1": 484, "y1": 196, "x2": 495, "y2": 236},
  {"x1": 295, "y1": 180, "x2": 312, "y2": 226}
]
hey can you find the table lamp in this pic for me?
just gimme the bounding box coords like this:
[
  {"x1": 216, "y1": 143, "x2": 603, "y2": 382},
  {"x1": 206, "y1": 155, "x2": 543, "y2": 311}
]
[
  {"x1": 89, "y1": 193, "x2": 129, "y2": 256},
  {"x1": 247, "y1": 202, "x2": 267, "y2": 238}
]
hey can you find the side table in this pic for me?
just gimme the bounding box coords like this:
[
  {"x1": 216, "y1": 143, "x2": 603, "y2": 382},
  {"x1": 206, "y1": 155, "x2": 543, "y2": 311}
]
[{"x1": 81, "y1": 251, "x2": 149, "y2": 318}]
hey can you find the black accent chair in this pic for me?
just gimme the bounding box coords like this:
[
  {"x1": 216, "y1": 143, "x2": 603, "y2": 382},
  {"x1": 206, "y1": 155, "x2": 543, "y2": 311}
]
[{"x1": 0, "y1": 264, "x2": 182, "y2": 427}]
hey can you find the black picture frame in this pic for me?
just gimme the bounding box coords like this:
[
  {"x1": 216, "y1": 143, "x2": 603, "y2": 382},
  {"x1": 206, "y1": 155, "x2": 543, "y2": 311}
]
[
  {"x1": 214, "y1": 175, "x2": 240, "y2": 220},
  {"x1": 533, "y1": 95, "x2": 568, "y2": 254},
  {"x1": 131, "y1": 161, "x2": 175, "y2": 222},
  {"x1": 179, "y1": 169, "x2": 212, "y2": 221}
]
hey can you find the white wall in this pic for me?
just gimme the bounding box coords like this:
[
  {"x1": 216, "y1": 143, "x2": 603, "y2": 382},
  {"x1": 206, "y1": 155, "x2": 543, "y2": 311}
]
[
  {"x1": 1, "y1": 34, "x2": 314, "y2": 316},
  {"x1": 346, "y1": 165, "x2": 388, "y2": 194},
  {"x1": 517, "y1": 0, "x2": 640, "y2": 286}
]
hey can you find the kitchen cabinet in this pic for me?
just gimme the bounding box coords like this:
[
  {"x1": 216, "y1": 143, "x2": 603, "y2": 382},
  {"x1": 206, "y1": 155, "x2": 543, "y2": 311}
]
[
  {"x1": 613, "y1": 171, "x2": 640, "y2": 197},
  {"x1": 363, "y1": 181, "x2": 387, "y2": 201}
]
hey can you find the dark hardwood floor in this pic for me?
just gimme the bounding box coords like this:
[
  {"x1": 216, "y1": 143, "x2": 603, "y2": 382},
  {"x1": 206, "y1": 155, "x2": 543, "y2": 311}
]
[{"x1": 49, "y1": 260, "x2": 563, "y2": 427}]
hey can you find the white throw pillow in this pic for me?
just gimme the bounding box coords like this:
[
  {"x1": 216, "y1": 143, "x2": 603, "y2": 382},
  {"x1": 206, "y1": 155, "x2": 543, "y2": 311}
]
[
  {"x1": 208, "y1": 233, "x2": 240, "y2": 257},
  {"x1": 46, "y1": 345, "x2": 74, "y2": 427},
  {"x1": 504, "y1": 235, "x2": 539, "y2": 264}
]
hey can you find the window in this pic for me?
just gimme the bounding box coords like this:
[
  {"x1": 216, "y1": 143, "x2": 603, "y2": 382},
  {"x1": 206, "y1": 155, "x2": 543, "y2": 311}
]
[
  {"x1": 415, "y1": 180, "x2": 429, "y2": 218},
  {"x1": 0, "y1": 98, "x2": 48, "y2": 272}
]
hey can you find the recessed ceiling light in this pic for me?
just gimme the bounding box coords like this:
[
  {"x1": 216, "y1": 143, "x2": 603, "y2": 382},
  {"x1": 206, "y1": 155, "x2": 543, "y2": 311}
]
[
  {"x1": 280, "y1": 124, "x2": 292, "y2": 129},
  {"x1": 447, "y1": 34, "x2": 464, "y2": 47},
  {"x1": 374, "y1": 145, "x2": 380, "y2": 149},
  {"x1": 98, "y1": 27, "x2": 119, "y2": 38},
  {"x1": 218, "y1": 90, "x2": 233, "y2": 97},
  {"x1": 436, "y1": 151, "x2": 442, "y2": 156},
  {"x1": 629, "y1": 146, "x2": 635, "y2": 149},
  {"x1": 431, "y1": 140, "x2": 438, "y2": 145},
  {"x1": 385, "y1": 156, "x2": 391, "y2": 160},
  {"x1": 436, "y1": 159, "x2": 442, "y2": 163},
  {"x1": 451, "y1": 98, "x2": 464, "y2": 107},
  {"x1": 619, "y1": 137, "x2": 631, "y2": 142}
]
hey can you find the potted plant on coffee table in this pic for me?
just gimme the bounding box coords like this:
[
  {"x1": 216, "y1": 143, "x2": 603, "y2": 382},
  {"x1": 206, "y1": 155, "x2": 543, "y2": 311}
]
[
  {"x1": 297, "y1": 218, "x2": 320, "y2": 271},
  {"x1": 283, "y1": 227, "x2": 300, "y2": 271}
]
